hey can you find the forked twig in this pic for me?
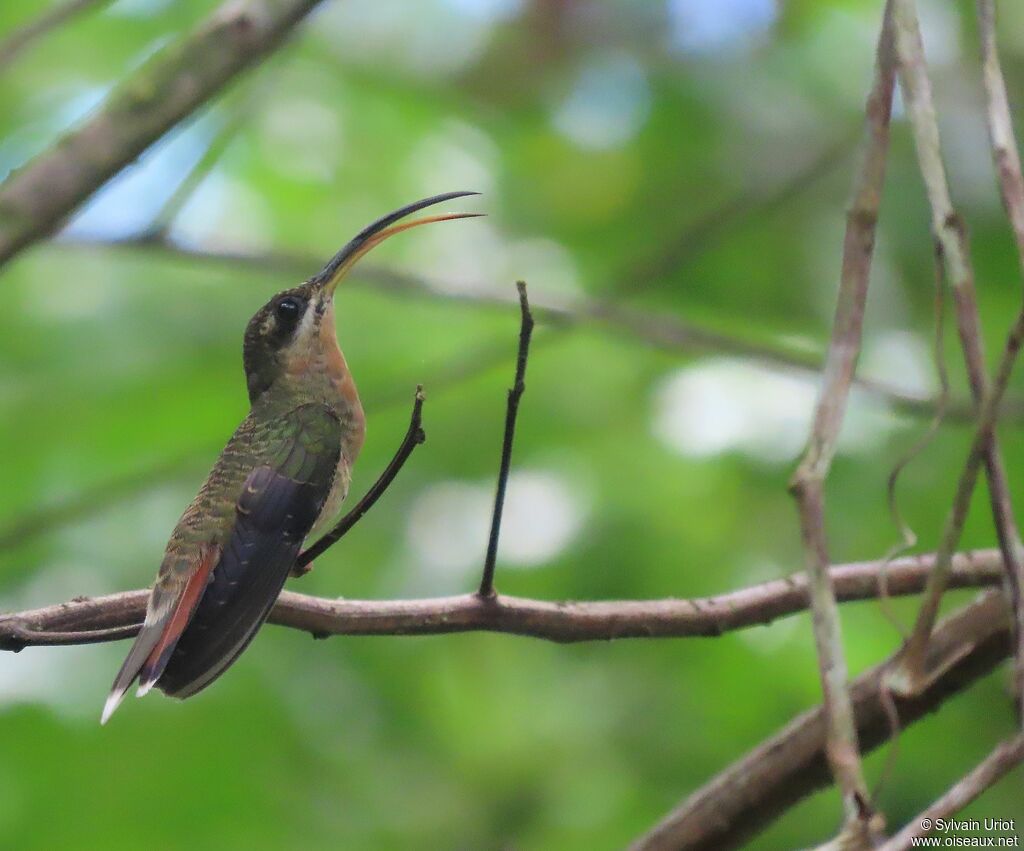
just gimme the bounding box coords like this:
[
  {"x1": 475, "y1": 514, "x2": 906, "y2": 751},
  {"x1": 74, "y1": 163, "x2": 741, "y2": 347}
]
[{"x1": 478, "y1": 281, "x2": 535, "y2": 598}]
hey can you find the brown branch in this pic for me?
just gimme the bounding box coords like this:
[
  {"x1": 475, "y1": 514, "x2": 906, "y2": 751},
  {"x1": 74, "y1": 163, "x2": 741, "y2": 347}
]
[
  {"x1": 787, "y1": 2, "x2": 896, "y2": 837},
  {"x1": 977, "y1": 0, "x2": 1024, "y2": 258},
  {"x1": 976, "y1": 0, "x2": 1024, "y2": 719},
  {"x1": 631, "y1": 591, "x2": 1013, "y2": 851},
  {"x1": 58, "y1": 234, "x2": 996, "y2": 423},
  {"x1": 879, "y1": 734, "x2": 1024, "y2": 850},
  {"x1": 889, "y1": 0, "x2": 1024, "y2": 697},
  {"x1": 0, "y1": 0, "x2": 110, "y2": 71},
  {"x1": 0, "y1": 0, "x2": 327, "y2": 269},
  {"x1": 0, "y1": 548, "x2": 1004, "y2": 651},
  {"x1": 479, "y1": 282, "x2": 534, "y2": 597}
]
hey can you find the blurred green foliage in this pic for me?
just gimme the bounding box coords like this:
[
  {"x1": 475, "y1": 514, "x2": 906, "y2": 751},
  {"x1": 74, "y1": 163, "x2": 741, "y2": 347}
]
[{"x1": 1, "y1": 0, "x2": 1022, "y2": 848}]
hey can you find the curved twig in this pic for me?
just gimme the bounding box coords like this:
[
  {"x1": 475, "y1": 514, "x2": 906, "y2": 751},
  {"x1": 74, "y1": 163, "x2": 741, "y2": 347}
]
[{"x1": 297, "y1": 387, "x2": 426, "y2": 569}]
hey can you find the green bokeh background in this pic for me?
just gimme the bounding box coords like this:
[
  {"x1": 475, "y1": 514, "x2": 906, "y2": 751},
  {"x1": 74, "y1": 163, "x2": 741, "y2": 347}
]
[{"x1": 1, "y1": 0, "x2": 1022, "y2": 848}]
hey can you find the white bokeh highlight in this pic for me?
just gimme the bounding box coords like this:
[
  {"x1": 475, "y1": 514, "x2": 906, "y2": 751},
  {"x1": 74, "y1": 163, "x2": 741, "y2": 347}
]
[
  {"x1": 405, "y1": 120, "x2": 500, "y2": 201},
  {"x1": 406, "y1": 470, "x2": 587, "y2": 582},
  {"x1": 652, "y1": 358, "x2": 897, "y2": 463},
  {"x1": 553, "y1": 54, "x2": 651, "y2": 151},
  {"x1": 860, "y1": 330, "x2": 936, "y2": 398},
  {"x1": 316, "y1": 0, "x2": 514, "y2": 78},
  {"x1": 668, "y1": 0, "x2": 777, "y2": 56},
  {"x1": 259, "y1": 96, "x2": 344, "y2": 184},
  {"x1": 171, "y1": 172, "x2": 275, "y2": 251}
]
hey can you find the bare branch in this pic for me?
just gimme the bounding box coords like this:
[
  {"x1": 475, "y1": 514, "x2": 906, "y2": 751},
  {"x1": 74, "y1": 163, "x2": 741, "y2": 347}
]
[
  {"x1": 479, "y1": 282, "x2": 534, "y2": 597},
  {"x1": 976, "y1": 0, "x2": 1024, "y2": 719},
  {"x1": 977, "y1": 0, "x2": 1024, "y2": 259},
  {"x1": 0, "y1": 0, "x2": 110, "y2": 71},
  {"x1": 0, "y1": 548, "x2": 1004, "y2": 651},
  {"x1": 0, "y1": 0, "x2": 328, "y2": 269},
  {"x1": 788, "y1": 1, "x2": 896, "y2": 834},
  {"x1": 57, "y1": 234, "x2": 994, "y2": 422},
  {"x1": 878, "y1": 734, "x2": 1024, "y2": 850},
  {"x1": 631, "y1": 592, "x2": 1013, "y2": 851},
  {"x1": 889, "y1": 0, "x2": 1024, "y2": 696}
]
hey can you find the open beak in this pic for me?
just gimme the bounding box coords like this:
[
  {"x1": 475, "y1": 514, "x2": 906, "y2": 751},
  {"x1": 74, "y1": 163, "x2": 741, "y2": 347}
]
[{"x1": 310, "y1": 191, "x2": 482, "y2": 298}]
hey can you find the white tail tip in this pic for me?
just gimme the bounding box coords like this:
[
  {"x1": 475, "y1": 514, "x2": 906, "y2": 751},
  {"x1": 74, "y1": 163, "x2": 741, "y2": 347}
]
[
  {"x1": 101, "y1": 690, "x2": 126, "y2": 725},
  {"x1": 135, "y1": 680, "x2": 154, "y2": 698}
]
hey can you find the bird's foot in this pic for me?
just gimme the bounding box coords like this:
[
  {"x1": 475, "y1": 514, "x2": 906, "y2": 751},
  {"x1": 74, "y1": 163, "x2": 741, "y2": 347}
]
[{"x1": 291, "y1": 559, "x2": 313, "y2": 578}]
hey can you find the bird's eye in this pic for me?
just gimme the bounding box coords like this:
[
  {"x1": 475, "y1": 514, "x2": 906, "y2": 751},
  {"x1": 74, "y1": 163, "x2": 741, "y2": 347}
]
[{"x1": 275, "y1": 297, "x2": 303, "y2": 323}]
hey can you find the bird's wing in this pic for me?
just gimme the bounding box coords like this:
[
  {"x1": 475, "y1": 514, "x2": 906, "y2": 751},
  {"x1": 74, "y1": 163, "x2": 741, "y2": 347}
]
[{"x1": 102, "y1": 404, "x2": 342, "y2": 721}]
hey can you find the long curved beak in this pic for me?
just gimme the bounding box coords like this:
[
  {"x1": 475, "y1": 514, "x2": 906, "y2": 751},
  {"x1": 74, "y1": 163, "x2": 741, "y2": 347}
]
[{"x1": 310, "y1": 191, "x2": 482, "y2": 297}]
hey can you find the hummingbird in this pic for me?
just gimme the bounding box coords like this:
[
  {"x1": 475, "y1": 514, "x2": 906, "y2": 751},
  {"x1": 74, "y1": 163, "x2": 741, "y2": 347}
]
[{"x1": 102, "y1": 191, "x2": 479, "y2": 724}]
